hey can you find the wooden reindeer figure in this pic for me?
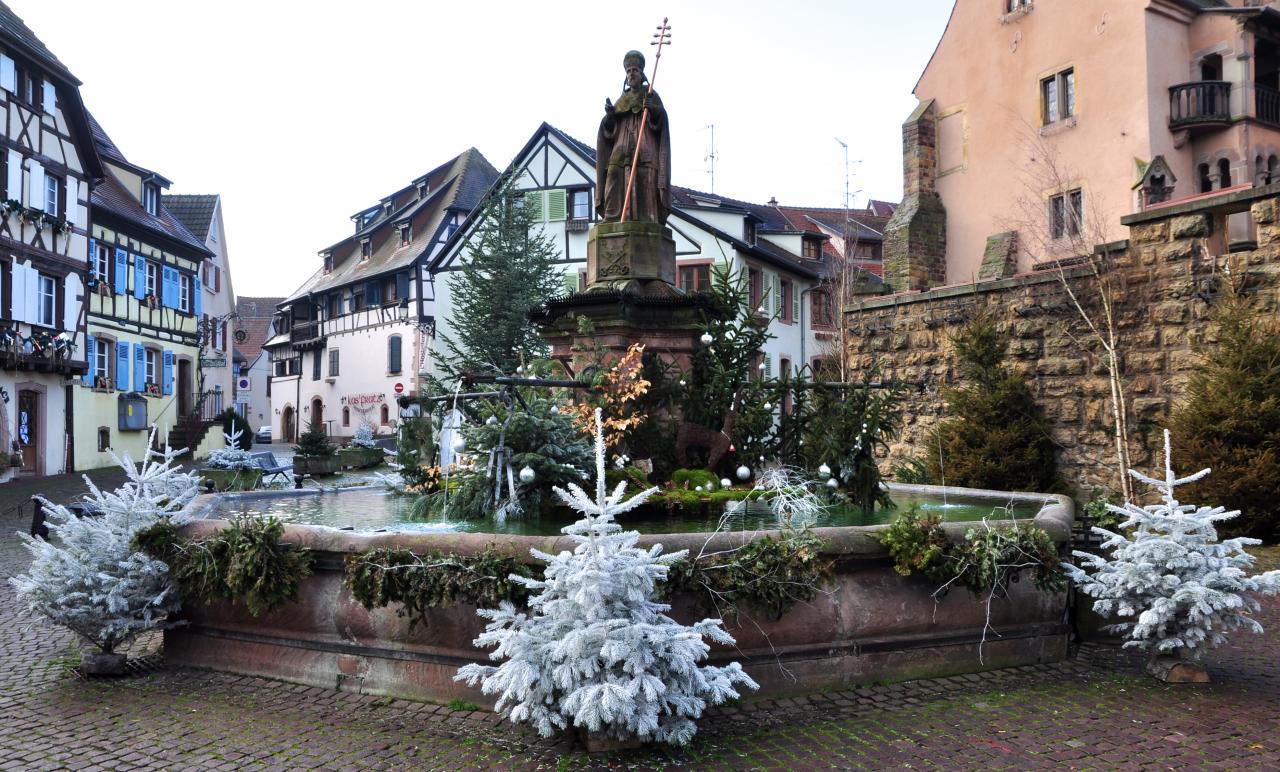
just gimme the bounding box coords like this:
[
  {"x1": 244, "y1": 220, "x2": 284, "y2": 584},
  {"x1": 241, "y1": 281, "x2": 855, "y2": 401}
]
[{"x1": 674, "y1": 389, "x2": 743, "y2": 471}]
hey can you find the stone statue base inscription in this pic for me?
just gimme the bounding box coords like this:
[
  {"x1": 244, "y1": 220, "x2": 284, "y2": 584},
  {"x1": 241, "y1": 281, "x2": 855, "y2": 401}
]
[{"x1": 585, "y1": 221, "x2": 676, "y2": 294}]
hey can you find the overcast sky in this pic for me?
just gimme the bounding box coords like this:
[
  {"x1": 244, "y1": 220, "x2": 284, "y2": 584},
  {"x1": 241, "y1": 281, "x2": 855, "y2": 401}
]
[{"x1": 20, "y1": 0, "x2": 953, "y2": 296}]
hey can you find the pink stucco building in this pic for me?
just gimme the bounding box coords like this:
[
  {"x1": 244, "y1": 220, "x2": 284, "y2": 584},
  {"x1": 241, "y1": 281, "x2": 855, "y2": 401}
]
[{"x1": 889, "y1": 0, "x2": 1280, "y2": 289}]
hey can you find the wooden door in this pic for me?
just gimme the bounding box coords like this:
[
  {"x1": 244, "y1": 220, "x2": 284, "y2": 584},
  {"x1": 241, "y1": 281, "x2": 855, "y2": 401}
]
[
  {"x1": 17, "y1": 390, "x2": 37, "y2": 472},
  {"x1": 177, "y1": 360, "x2": 192, "y2": 418},
  {"x1": 281, "y1": 406, "x2": 295, "y2": 443}
]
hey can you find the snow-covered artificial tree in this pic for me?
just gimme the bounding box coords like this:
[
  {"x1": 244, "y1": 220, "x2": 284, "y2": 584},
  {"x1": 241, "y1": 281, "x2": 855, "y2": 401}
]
[
  {"x1": 9, "y1": 430, "x2": 200, "y2": 663},
  {"x1": 204, "y1": 427, "x2": 258, "y2": 471},
  {"x1": 1066, "y1": 430, "x2": 1280, "y2": 667},
  {"x1": 456, "y1": 409, "x2": 758, "y2": 746},
  {"x1": 351, "y1": 423, "x2": 378, "y2": 449}
]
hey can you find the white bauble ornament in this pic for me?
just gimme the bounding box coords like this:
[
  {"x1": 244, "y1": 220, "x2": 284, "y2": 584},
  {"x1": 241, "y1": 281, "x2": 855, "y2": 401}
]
[
  {"x1": 699, "y1": 332, "x2": 714, "y2": 345},
  {"x1": 763, "y1": 402, "x2": 772, "y2": 411},
  {"x1": 485, "y1": 416, "x2": 498, "y2": 426},
  {"x1": 818, "y1": 463, "x2": 831, "y2": 479},
  {"x1": 736, "y1": 465, "x2": 751, "y2": 481},
  {"x1": 451, "y1": 437, "x2": 466, "y2": 453},
  {"x1": 720, "y1": 478, "x2": 732, "y2": 489},
  {"x1": 549, "y1": 405, "x2": 559, "y2": 415},
  {"x1": 826, "y1": 477, "x2": 839, "y2": 489},
  {"x1": 519, "y1": 465, "x2": 536, "y2": 484}
]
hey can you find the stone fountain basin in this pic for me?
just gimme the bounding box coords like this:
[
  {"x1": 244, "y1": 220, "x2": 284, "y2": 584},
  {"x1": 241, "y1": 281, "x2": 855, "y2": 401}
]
[{"x1": 164, "y1": 483, "x2": 1074, "y2": 704}]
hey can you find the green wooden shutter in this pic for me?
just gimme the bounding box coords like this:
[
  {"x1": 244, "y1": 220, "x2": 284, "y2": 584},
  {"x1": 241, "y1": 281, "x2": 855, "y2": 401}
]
[
  {"x1": 793, "y1": 283, "x2": 802, "y2": 323},
  {"x1": 547, "y1": 189, "x2": 567, "y2": 221},
  {"x1": 523, "y1": 191, "x2": 544, "y2": 221},
  {"x1": 772, "y1": 274, "x2": 782, "y2": 316},
  {"x1": 763, "y1": 353, "x2": 772, "y2": 379}
]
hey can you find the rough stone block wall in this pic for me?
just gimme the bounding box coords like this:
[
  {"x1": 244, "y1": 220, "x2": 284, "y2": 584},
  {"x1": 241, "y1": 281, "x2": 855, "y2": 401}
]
[{"x1": 845, "y1": 196, "x2": 1280, "y2": 497}]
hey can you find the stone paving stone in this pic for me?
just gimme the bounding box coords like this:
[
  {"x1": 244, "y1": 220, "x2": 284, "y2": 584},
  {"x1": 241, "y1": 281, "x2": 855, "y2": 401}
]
[{"x1": 3, "y1": 490, "x2": 1280, "y2": 769}]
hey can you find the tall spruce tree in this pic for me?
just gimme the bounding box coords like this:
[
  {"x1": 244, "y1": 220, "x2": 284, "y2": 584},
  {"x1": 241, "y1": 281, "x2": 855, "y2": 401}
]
[
  {"x1": 439, "y1": 183, "x2": 563, "y2": 377},
  {"x1": 1170, "y1": 296, "x2": 1280, "y2": 540},
  {"x1": 926, "y1": 309, "x2": 1057, "y2": 492}
]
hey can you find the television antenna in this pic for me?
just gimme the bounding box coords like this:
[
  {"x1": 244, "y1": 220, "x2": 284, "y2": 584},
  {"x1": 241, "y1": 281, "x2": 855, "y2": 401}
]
[{"x1": 705, "y1": 124, "x2": 717, "y2": 193}]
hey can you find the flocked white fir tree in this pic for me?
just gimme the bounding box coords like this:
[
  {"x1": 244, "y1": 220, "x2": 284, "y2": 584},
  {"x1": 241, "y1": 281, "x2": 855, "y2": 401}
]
[
  {"x1": 456, "y1": 409, "x2": 758, "y2": 745},
  {"x1": 204, "y1": 426, "x2": 259, "y2": 471},
  {"x1": 350, "y1": 423, "x2": 378, "y2": 449},
  {"x1": 1066, "y1": 430, "x2": 1280, "y2": 664},
  {"x1": 9, "y1": 429, "x2": 200, "y2": 657}
]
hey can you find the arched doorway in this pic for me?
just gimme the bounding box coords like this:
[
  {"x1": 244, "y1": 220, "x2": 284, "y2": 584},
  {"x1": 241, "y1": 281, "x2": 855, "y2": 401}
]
[
  {"x1": 310, "y1": 397, "x2": 324, "y2": 432},
  {"x1": 281, "y1": 405, "x2": 295, "y2": 444}
]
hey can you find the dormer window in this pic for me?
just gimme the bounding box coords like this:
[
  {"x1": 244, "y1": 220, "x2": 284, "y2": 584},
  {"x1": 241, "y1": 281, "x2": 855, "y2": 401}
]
[
  {"x1": 322, "y1": 253, "x2": 333, "y2": 274},
  {"x1": 142, "y1": 184, "x2": 159, "y2": 216},
  {"x1": 399, "y1": 224, "x2": 411, "y2": 247},
  {"x1": 802, "y1": 237, "x2": 821, "y2": 259},
  {"x1": 360, "y1": 239, "x2": 371, "y2": 261},
  {"x1": 416, "y1": 181, "x2": 427, "y2": 198},
  {"x1": 744, "y1": 221, "x2": 757, "y2": 245},
  {"x1": 382, "y1": 201, "x2": 393, "y2": 216}
]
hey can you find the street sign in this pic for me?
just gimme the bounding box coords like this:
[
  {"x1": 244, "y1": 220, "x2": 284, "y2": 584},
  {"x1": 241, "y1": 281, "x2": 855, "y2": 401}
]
[
  {"x1": 394, "y1": 382, "x2": 404, "y2": 394},
  {"x1": 201, "y1": 357, "x2": 227, "y2": 368}
]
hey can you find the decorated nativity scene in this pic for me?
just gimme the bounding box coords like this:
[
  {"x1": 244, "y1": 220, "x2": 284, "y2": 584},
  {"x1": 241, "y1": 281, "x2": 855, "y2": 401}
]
[{"x1": 10, "y1": 19, "x2": 1280, "y2": 752}]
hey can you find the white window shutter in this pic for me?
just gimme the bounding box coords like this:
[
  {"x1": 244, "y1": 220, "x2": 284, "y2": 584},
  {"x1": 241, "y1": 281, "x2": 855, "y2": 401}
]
[
  {"x1": 41, "y1": 81, "x2": 56, "y2": 114},
  {"x1": 9, "y1": 262, "x2": 26, "y2": 322},
  {"x1": 772, "y1": 274, "x2": 782, "y2": 316},
  {"x1": 27, "y1": 161, "x2": 43, "y2": 209},
  {"x1": 62, "y1": 273, "x2": 80, "y2": 331},
  {"x1": 6, "y1": 149, "x2": 20, "y2": 201},
  {"x1": 65, "y1": 176, "x2": 78, "y2": 227},
  {"x1": 0, "y1": 56, "x2": 13, "y2": 93},
  {"x1": 763, "y1": 352, "x2": 772, "y2": 379}
]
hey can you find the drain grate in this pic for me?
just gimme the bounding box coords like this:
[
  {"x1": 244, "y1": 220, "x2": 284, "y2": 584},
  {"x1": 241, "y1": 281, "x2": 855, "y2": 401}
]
[{"x1": 71, "y1": 653, "x2": 167, "y2": 680}]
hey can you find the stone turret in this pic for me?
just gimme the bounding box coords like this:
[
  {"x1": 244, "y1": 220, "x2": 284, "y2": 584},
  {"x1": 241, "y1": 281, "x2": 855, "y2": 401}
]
[{"x1": 883, "y1": 100, "x2": 947, "y2": 292}]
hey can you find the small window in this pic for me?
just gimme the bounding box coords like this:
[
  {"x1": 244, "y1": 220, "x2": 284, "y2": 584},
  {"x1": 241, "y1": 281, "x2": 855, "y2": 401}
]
[
  {"x1": 380, "y1": 404, "x2": 390, "y2": 426},
  {"x1": 399, "y1": 224, "x2": 411, "y2": 246},
  {"x1": 1198, "y1": 163, "x2": 1213, "y2": 193},
  {"x1": 329, "y1": 349, "x2": 340, "y2": 377},
  {"x1": 342, "y1": 407, "x2": 350, "y2": 427},
  {"x1": 569, "y1": 189, "x2": 591, "y2": 220},
  {"x1": 1049, "y1": 188, "x2": 1083, "y2": 240},
  {"x1": 37, "y1": 274, "x2": 55, "y2": 327},
  {"x1": 44, "y1": 174, "x2": 60, "y2": 217},
  {"x1": 352, "y1": 289, "x2": 365, "y2": 312},
  {"x1": 16, "y1": 65, "x2": 36, "y2": 106},
  {"x1": 1217, "y1": 158, "x2": 1232, "y2": 189},
  {"x1": 93, "y1": 339, "x2": 111, "y2": 383},
  {"x1": 97, "y1": 427, "x2": 110, "y2": 452},
  {"x1": 179, "y1": 275, "x2": 191, "y2": 312},
  {"x1": 802, "y1": 238, "x2": 821, "y2": 259},
  {"x1": 312, "y1": 349, "x2": 322, "y2": 380},
  {"x1": 145, "y1": 349, "x2": 158, "y2": 388},
  {"x1": 145, "y1": 262, "x2": 158, "y2": 298},
  {"x1": 93, "y1": 242, "x2": 111, "y2": 282},
  {"x1": 745, "y1": 221, "x2": 757, "y2": 245},
  {"x1": 748, "y1": 267, "x2": 764, "y2": 311},
  {"x1": 322, "y1": 253, "x2": 333, "y2": 274},
  {"x1": 811, "y1": 291, "x2": 834, "y2": 328},
  {"x1": 1041, "y1": 68, "x2": 1075, "y2": 125},
  {"x1": 142, "y1": 184, "x2": 158, "y2": 216},
  {"x1": 360, "y1": 239, "x2": 371, "y2": 260},
  {"x1": 678, "y1": 264, "x2": 710, "y2": 293},
  {"x1": 388, "y1": 335, "x2": 402, "y2": 375},
  {"x1": 328, "y1": 293, "x2": 342, "y2": 318}
]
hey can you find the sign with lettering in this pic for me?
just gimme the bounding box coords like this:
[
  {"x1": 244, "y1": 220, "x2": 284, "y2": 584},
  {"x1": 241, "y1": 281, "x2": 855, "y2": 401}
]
[
  {"x1": 340, "y1": 393, "x2": 385, "y2": 406},
  {"x1": 201, "y1": 357, "x2": 227, "y2": 368}
]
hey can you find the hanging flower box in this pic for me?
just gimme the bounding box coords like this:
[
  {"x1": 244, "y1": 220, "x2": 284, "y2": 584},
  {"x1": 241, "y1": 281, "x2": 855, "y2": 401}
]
[
  {"x1": 93, "y1": 375, "x2": 112, "y2": 391},
  {"x1": 144, "y1": 381, "x2": 161, "y2": 397}
]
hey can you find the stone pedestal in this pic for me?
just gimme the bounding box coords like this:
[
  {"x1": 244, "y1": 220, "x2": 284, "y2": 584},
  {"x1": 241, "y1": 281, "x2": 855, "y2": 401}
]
[
  {"x1": 586, "y1": 221, "x2": 676, "y2": 294},
  {"x1": 532, "y1": 289, "x2": 713, "y2": 373}
]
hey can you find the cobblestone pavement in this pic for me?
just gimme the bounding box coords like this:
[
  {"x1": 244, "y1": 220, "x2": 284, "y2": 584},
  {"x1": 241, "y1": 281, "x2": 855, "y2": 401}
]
[{"x1": 2, "y1": 477, "x2": 1279, "y2": 770}]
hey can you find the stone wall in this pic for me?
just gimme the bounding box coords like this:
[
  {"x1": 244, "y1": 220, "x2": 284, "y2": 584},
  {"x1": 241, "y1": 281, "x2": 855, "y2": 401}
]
[{"x1": 845, "y1": 187, "x2": 1280, "y2": 496}]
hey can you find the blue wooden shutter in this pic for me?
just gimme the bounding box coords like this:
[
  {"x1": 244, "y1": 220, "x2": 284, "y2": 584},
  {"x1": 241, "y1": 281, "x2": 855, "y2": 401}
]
[
  {"x1": 366, "y1": 279, "x2": 380, "y2": 305},
  {"x1": 162, "y1": 350, "x2": 174, "y2": 395},
  {"x1": 133, "y1": 343, "x2": 145, "y2": 390},
  {"x1": 162, "y1": 266, "x2": 178, "y2": 308},
  {"x1": 389, "y1": 336, "x2": 402, "y2": 374},
  {"x1": 134, "y1": 257, "x2": 146, "y2": 299},
  {"x1": 193, "y1": 274, "x2": 202, "y2": 318},
  {"x1": 114, "y1": 248, "x2": 128, "y2": 294},
  {"x1": 115, "y1": 340, "x2": 130, "y2": 390},
  {"x1": 82, "y1": 335, "x2": 95, "y2": 385},
  {"x1": 396, "y1": 271, "x2": 409, "y2": 301},
  {"x1": 87, "y1": 237, "x2": 96, "y2": 276}
]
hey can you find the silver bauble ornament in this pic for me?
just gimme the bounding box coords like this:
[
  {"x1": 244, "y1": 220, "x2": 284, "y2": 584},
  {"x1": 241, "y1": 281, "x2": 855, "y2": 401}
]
[
  {"x1": 818, "y1": 463, "x2": 832, "y2": 479},
  {"x1": 518, "y1": 465, "x2": 536, "y2": 484},
  {"x1": 700, "y1": 332, "x2": 714, "y2": 345},
  {"x1": 826, "y1": 477, "x2": 839, "y2": 489},
  {"x1": 720, "y1": 478, "x2": 732, "y2": 488},
  {"x1": 451, "y1": 437, "x2": 466, "y2": 453},
  {"x1": 736, "y1": 465, "x2": 751, "y2": 481}
]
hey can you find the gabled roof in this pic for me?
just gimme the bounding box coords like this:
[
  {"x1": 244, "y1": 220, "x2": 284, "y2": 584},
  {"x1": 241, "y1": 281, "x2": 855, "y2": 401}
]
[
  {"x1": 0, "y1": 1, "x2": 76, "y2": 85},
  {"x1": 233, "y1": 296, "x2": 283, "y2": 367},
  {"x1": 91, "y1": 174, "x2": 211, "y2": 256},
  {"x1": 163, "y1": 194, "x2": 218, "y2": 241},
  {"x1": 283, "y1": 147, "x2": 500, "y2": 303}
]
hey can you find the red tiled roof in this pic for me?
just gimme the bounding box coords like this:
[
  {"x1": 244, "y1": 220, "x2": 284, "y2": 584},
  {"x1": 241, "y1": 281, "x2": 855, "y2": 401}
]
[{"x1": 233, "y1": 296, "x2": 283, "y2": 367}]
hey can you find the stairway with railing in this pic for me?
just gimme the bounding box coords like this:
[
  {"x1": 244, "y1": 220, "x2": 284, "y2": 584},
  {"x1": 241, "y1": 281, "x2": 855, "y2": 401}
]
[{"x1": 166, "y1": 390, "x2": 225, "y2": 455}]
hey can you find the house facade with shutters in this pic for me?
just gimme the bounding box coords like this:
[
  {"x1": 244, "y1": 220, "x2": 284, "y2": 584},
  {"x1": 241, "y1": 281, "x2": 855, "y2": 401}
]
[
  {"x1": 433, "y1": 123, "x2": 847, "y2": 380},
  {"x1": 231, "y1": 296, "x2": 281, "y2": 432},
  {"x1": 165, "y1": 193, "x2": 236, "y2": 411},
  {"x1": 265, "y1": 148, "x2": 498, "y2": 443},
  {"x1": 0, "y1": 6, "x2": 100, "y2": 479},
  {"x1": 74, "y1": 116, "x2": 219, "y2": 470}
]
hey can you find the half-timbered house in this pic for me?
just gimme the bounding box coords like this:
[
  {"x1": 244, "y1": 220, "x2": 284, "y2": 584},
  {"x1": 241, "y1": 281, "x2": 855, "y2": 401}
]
[
  {"x1": 266, "y1": 148, "x2": 498, "y2": 443},
  {"x1": 74, "y1": 115, "x2": 219, "y2": 470},
  {"x1": 0, "y1": 5, "x2": 101, "y2": 479}
]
